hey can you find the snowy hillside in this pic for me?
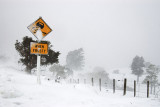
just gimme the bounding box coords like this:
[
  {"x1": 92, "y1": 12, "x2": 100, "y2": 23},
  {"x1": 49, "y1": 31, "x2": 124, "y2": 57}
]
[
  {"x1": 109, "y1": 68, "x2": 145, "y2": 81},
  {"x1": 109, "y1": 68, "x2": 160, "y2": 86},
  {"x1": 0, "y1": 65, "x2": 160, "y2": 107}
]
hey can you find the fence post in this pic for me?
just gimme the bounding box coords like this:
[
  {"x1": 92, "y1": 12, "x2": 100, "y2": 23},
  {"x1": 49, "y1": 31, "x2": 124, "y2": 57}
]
[
  {"x1": 99, "y1": 78, "x2": 101, "y2": 91},
  {"x1": 134, "y1": 80, "x2": 136, "y2": 97},
  {"x1": 92, "y1": 77, "x2": 94, "y2": 86},
  {"x1": 123, "y1": 78, "x2": 127, "y2": 96},
  {"x1": 147, "y1": 81, "x2": 149, "y2": 98},
  {"x1": 113, "y1": 79, "x2": 115, "y2": 93}
]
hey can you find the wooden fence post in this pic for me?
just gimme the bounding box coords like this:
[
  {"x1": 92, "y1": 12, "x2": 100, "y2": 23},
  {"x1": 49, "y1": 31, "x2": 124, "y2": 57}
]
[
  {"x1": 99, "y1": 78, "x2": 101, "y2": 91},
  {"x1": 134, "y1": 80, "x2": 136, "y2": 97},
  {"x1": 92, "y1": 77, "x2": 94, "y2": 86},
  {"x1": 147, "y1": 81, "x2": 149, "y2": 98},
  {"x1": 113, "y1": 79, "x2": 115, "y2": 93},
  {"x1": 123, "y1": 78, "x2": 127, "y2": 96}
]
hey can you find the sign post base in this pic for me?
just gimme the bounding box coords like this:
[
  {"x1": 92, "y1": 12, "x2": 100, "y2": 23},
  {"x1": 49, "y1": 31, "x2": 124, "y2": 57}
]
[{"x1": 37, "y1": 55, "x2": 41, "y2": 84}]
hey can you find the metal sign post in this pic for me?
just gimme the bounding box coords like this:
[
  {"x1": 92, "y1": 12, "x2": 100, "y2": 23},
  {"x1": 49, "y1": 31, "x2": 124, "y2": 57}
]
[
  {"x1": 37, "y1": 54, "x2": 41, "y2": 84},
  {"x1": 28, "y1": 17, "x2": 52, "y2": 84},
  {"x1": 36, "y1": 29, "x2": 42, "y2": 85}
]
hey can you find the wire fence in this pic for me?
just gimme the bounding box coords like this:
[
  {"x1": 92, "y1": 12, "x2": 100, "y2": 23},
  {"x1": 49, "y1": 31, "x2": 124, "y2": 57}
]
[{"x1": 67, "y1": 77, "x2": 160, "y2": 98}]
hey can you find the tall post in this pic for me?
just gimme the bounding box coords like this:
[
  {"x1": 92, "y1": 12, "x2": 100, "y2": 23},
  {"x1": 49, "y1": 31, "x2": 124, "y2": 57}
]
[
  {"x1": 147, "y1": 81, "x2": 149, "y2": 98},
  {"x1": 28, "y1": 17, "x2": 52, "y2": 85},
  {"x1": 37, "y1": 55, "x2": 41, "y2": 84},
  {"x1": 123, "y1": 78, "x2": 127, "y2": 96},
  {"x1": 134, "y1": 80, "x2": 136, "y2": 97},
  {"x1": 36, "y1": 28, "x2": 42, "y2": 85},
  {"x1": 77, "y1": 79, "x2": 79, "y2": 84},
  {"x1": 113, "y1": 79, "x2": 115, "y2": 93},
  {"x1": 92, "y1": 78, "x2": 94, "y2": 86},
  {"x1": 99, "y1": 78, "x2": 101, "y2": 91}
]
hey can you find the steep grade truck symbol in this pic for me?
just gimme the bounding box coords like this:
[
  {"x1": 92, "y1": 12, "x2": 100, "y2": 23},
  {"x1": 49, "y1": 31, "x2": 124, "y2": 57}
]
[{"x1": 28, "y1": 17, "x2": 52, "y2": 40}]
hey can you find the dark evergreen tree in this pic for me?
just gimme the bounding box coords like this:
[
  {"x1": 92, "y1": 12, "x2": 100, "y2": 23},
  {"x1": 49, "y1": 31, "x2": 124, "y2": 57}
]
[
  {"x1": 66, "y1": 48, "x2": 85, "y2": 71},
  {"x1": 131, "y1": 56, "x2": 145, "y2": 83},
  {"x1": 15, "y1": 36, "x2": 60, "y2": 73}
]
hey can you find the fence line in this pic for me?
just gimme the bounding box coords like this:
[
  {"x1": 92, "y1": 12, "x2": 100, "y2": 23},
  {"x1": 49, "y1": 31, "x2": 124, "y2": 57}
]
[{"x1": 67, "y1": 77, "x2": 159, "y2": 98}]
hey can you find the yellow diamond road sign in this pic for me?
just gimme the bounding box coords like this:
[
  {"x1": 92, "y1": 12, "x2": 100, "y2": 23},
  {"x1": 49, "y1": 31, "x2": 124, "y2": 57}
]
[{"x1": 28, "y1": 17, "x2": 52, "y2": 40}]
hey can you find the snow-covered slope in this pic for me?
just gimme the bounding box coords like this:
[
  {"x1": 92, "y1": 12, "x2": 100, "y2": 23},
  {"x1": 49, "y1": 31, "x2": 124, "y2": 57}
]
[
  {"x1": 108, "y1": 68, "x2": 160, "y2": 87},
  {"x1": 109, "y1": 68, "x2": 145, "y2": 82},
  {"x1": 0, "y1": 65, "x2": 160, "y2": 107}
]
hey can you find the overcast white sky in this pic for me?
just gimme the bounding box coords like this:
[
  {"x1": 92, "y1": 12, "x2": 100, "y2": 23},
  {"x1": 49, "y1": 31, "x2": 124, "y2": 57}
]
[{"x1": 0, "y1": 0, "x2": 160, "y2": 70}]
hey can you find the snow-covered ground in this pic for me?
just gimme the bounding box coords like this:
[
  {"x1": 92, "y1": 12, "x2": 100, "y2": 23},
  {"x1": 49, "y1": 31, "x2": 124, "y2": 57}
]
[
  {"x1": 108, "y1": 68, "x2": 160, "y2": 97},
  {"x1": 0, "y1": 65, "x2": 160, "y2": 107}
]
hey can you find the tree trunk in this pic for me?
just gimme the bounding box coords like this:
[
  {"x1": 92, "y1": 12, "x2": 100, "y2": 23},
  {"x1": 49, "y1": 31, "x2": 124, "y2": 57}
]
[
  {"x1": 150, "y1": 83, "x2": 153, "y2": 94},
  {"x1": 154, "y1": 84, "x2": 156, "y2": 95}
]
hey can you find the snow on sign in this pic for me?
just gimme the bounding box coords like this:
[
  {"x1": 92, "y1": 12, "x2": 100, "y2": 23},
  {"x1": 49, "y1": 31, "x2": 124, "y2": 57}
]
[
  {"x1": 30, "y1": 42, "x2": 48, "y2": 55},
  {"x1": 27, "y1": 17, "x2": 52, "y2": 40}
]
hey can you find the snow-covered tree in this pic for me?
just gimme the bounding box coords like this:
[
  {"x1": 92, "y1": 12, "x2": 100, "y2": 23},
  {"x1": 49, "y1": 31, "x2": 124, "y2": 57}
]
[
  {"x1": 49, "y1": 64, "x2": 73, "y2": 79},
  {"x1": 66, "y1": 48, "x2": 85, "y2": 71},
  {"x1": 131, "y1": 56, "x2": 145, "y2": 83},
  {"x1": 49, "y1": 64, "x2": 65, "y2": 78},
  {"x1": 84, "y1": 66, "x2": 110, "y2": 87},
  {"x1": 92, "y1": 66, "x2": 109, "y2": 80},
  {"x1": 143, "y1": 64, "x2": 160, "y2": 94}
]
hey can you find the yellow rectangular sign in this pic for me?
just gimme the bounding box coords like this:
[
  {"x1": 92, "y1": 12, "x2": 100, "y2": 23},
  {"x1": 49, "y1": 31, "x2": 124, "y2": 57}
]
[{"x1": 30, "y1": 42, "x2": 48, "y2": 55}]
